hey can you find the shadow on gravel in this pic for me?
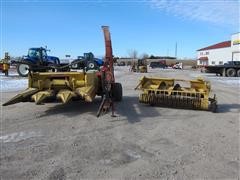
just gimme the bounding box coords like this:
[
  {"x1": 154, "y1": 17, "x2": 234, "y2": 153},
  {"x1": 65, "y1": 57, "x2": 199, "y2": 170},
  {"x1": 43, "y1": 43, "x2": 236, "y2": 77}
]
[
  {"x1": 115, "y1": 96, "x2": 160, "y2": 123},
  {"x1": 40, "y1": 98, "x2": 102, "y2": 117},
  {"x1": 39, "y1": 96, "x2": 160, "y2": 123},
  {"x1": 217, "y1": 104, "x2": 240, "y2": 113}
]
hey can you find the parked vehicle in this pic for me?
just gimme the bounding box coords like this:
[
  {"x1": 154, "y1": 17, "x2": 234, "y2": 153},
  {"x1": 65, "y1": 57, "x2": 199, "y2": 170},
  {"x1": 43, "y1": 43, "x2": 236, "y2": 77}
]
[
  {"x1": 0, "y1": 52, "x2": 10, "y2": 76},
  {"x1": 131, "y1": 59, "x2": 148, "y2": 73},
  {"x1": 71, "y1": 52, "x2": 104, "y2": 70},
  {"x1": 205, "y1": 61, "x2": 240, "y2": 77},
  {"x1": 172, "y1": 62, "x2": 183, "y2": 69},
  {"x1": 117, "y1": 61, "x2": 126, "y2": 66},
  {"x1": 149, "y1": 61, "x2": 168, "y2": 69},
  {"x1": 13, "y1": 47, "x2": 64, "y2": 77}
]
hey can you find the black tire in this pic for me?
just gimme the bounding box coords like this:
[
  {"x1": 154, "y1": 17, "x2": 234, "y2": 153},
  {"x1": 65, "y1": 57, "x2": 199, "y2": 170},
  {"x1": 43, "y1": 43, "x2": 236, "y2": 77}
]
[
  {"x1": 226, "y1": 68, "x2": 236, "y2": 77},
  {"x1": 62, "y1": 66, "x2": 70, "y2": 72},
  {"x1": 237, "y1": 69, "x2": 240, "y2": 77},
  {"x1": 71, "y1": 59, "x2": 81, "y2": 69},
  {"x1": 87, "y1": 61, "x2": 98, "y2": 70},
  {"x1": 209, "y1": 101, "x2": 217, "y2": 113},
  {"x1": 4, "y1": 70, "x2": 8, "y2": 76},
  {"x1": 112, "y1": 82, "x2": 123, "y2": 102},
  {"x1": 17, "y1": 63, "x2": 30, "y2": 77}
]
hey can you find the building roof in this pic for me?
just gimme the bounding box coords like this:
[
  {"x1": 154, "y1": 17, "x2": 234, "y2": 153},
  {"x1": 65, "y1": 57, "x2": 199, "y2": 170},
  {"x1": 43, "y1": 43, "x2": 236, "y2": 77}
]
[{"x1": 197, "y1": 41, "x2": 231, "y2": 51}]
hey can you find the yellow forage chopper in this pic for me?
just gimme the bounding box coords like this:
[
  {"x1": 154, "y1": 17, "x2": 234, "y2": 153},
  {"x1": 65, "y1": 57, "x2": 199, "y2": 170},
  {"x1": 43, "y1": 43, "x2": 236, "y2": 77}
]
[
  {"x1": 135, "y1": 76, "x2": 217, "y2": 112},
  {"x1": 3, "y1": 26, "x2": 123, "y2": 117}
]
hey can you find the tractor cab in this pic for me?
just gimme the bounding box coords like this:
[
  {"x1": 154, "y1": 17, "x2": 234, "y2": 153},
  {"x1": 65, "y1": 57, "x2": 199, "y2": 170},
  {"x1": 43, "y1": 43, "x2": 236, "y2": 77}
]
[
  {"x1": 83, "y1": 52, "x2": 94, "y2": 60},
  {"x1": 23, "y1": 47, "x2": 60, "y2": 66},
  {"x1": 16, "y1": 47, "x2": 61, "y2": 77},
  {"x1": 83, "y1": 52, "x2": 104, "y2": 67},
  {"x1": 26, "y1": 48, "x2": 46, "y2": 65},
  {"x1": 27, "y1": 48, "x2": 47, "y2": 60},
  {"x1": 138, "y1": 59, "x2": 146, "y2": 66},
  {"x1": 131, "y1": 59, "x2": 148, "y2": 73}
]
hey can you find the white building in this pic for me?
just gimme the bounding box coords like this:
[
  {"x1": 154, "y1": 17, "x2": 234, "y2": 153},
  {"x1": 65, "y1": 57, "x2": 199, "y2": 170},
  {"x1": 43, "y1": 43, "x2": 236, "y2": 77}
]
[{"x1": 197, "y1": 32, "x2": 240, "y2": 66}]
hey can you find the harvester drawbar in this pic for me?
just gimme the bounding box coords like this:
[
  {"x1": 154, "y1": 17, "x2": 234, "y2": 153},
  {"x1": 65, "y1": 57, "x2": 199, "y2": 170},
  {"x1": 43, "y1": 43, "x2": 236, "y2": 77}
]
[{"x1": 3, "y1": 26, "x2": 123, "y2": 117}]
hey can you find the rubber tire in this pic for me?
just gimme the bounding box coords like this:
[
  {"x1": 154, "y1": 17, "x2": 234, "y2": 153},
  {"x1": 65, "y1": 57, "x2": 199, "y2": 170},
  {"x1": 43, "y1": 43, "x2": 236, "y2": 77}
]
[
  {"x1": 87, "y1": 61, "x2": 97, "y2": 70},
  {"x1": 4, "y1": 70, "x2": 8, "y2": 76},
  {"x1": 71, "y1": 59, "x2": 81, "y2": 69},
  {"x1": 226, "y1": 68, "x2": 236, "y2": 77},
  {"x1": 209, "y1": 101, "x2": 217, "y2": 113},
  {"x1": 112, "y1": 83, "x2": 123, "y2": 102},
  {"x1": 237, "y1": 69, "x2": 240, "y2": 77},
  {"x1": 17, "y1": 63, "x2": 30, "y2": 77}
]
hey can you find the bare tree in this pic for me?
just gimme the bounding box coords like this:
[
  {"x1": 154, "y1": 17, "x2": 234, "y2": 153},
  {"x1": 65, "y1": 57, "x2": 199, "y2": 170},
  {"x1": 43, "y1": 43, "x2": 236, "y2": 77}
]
[
  {"x1": 140, "y1": 53, "x2": 149, "y2": 59},
  {"x1": 128, "y1": 49, "x2": 138, "y2": 59}
]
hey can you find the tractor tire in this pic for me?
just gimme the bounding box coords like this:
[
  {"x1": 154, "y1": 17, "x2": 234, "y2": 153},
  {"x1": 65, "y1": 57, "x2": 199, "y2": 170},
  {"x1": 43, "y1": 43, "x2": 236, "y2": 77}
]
[
  {"x1": 237, "y1": 69, "x2": 240, "y2": 77},
  {"x1": 87, "y1": 61, "x2": 98, "y2": 70},
  {"x1": 71, "y1": 59, "x2": 81, "y2": 69},
  {"x1": 17, "y1": 63, "x2": 30, "y2": 77},
  {"x1": 4, "y1": 70, "x2": 9, "y2": 76},
  {"x1": 112, "y1": 82, "x2": 123, "y2": 102},
  {"x1": 226, "y1": 68, "x2": 236, "y2": 77}
]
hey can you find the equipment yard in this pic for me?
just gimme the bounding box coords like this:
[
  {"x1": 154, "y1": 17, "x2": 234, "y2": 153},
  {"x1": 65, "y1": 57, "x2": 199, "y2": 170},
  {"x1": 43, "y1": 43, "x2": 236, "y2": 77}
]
[{"x1": 1, "y1": 67, "x2": 239, "y2": 180}]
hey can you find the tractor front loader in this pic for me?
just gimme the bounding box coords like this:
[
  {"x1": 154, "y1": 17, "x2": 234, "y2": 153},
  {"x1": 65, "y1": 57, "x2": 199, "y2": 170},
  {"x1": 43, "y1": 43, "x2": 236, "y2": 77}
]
[
  {"x1": 131, "y1": 59, "x2": 148, "y2": 73},
  {"x1": 135, "y1": 76, "x2": 217, "y2": 112},
  {"x1": 3, "y1": 26, "x2": 123, "y2": 117}
]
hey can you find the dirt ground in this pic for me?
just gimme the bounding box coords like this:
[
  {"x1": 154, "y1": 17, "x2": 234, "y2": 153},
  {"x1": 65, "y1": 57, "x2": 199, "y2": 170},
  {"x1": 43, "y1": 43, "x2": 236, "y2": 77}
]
[{"x1": 0, "y1": 67, "x2": 239, "y2": 180}]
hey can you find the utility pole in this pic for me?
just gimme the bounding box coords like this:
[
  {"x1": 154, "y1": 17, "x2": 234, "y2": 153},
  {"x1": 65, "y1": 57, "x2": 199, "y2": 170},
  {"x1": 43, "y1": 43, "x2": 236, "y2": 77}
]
[{"x1": 175, "y1": 42, "x2": 178, "y2": 59}]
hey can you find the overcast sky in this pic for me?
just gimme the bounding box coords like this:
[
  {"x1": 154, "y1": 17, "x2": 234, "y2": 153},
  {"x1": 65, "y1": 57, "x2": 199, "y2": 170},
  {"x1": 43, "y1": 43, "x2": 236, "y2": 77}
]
[{"x1": 1, "y1": 0, "x2": 239, "y2": 59}]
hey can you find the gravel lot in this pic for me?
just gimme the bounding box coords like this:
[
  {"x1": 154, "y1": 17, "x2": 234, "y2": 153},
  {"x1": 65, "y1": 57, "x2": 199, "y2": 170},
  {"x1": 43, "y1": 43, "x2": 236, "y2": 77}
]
[{"x1": 0, "y1": 67, "x2": 239, "y2": 180}]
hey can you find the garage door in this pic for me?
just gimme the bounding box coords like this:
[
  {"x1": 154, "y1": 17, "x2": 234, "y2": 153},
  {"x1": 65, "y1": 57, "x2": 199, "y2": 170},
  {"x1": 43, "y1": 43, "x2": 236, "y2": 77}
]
[{"x1": 232, "y1": 52, "x2": 240, "y2": 61}]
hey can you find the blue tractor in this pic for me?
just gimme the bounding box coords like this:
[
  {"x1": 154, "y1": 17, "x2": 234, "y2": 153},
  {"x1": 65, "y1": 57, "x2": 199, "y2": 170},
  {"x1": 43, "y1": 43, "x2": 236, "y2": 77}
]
[
  {"x1": 16, "y1": 47, "x2": 62, "y2": 77},
  {"x1": 71, "y1": 52, "x2": 104, "y2": 70}
]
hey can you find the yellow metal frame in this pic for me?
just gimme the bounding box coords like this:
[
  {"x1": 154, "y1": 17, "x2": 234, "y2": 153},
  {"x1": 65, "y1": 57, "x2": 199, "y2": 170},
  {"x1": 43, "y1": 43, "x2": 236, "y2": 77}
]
[
  {"x1": 0, "y1": 52, "x2": 10, "y2": 75},
  {"x1": 3, "y1": 71, "x2": 100, "y2": 106},
  {"x1": 136, "y1": 76, "x2": 216, "y2": 111}
]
